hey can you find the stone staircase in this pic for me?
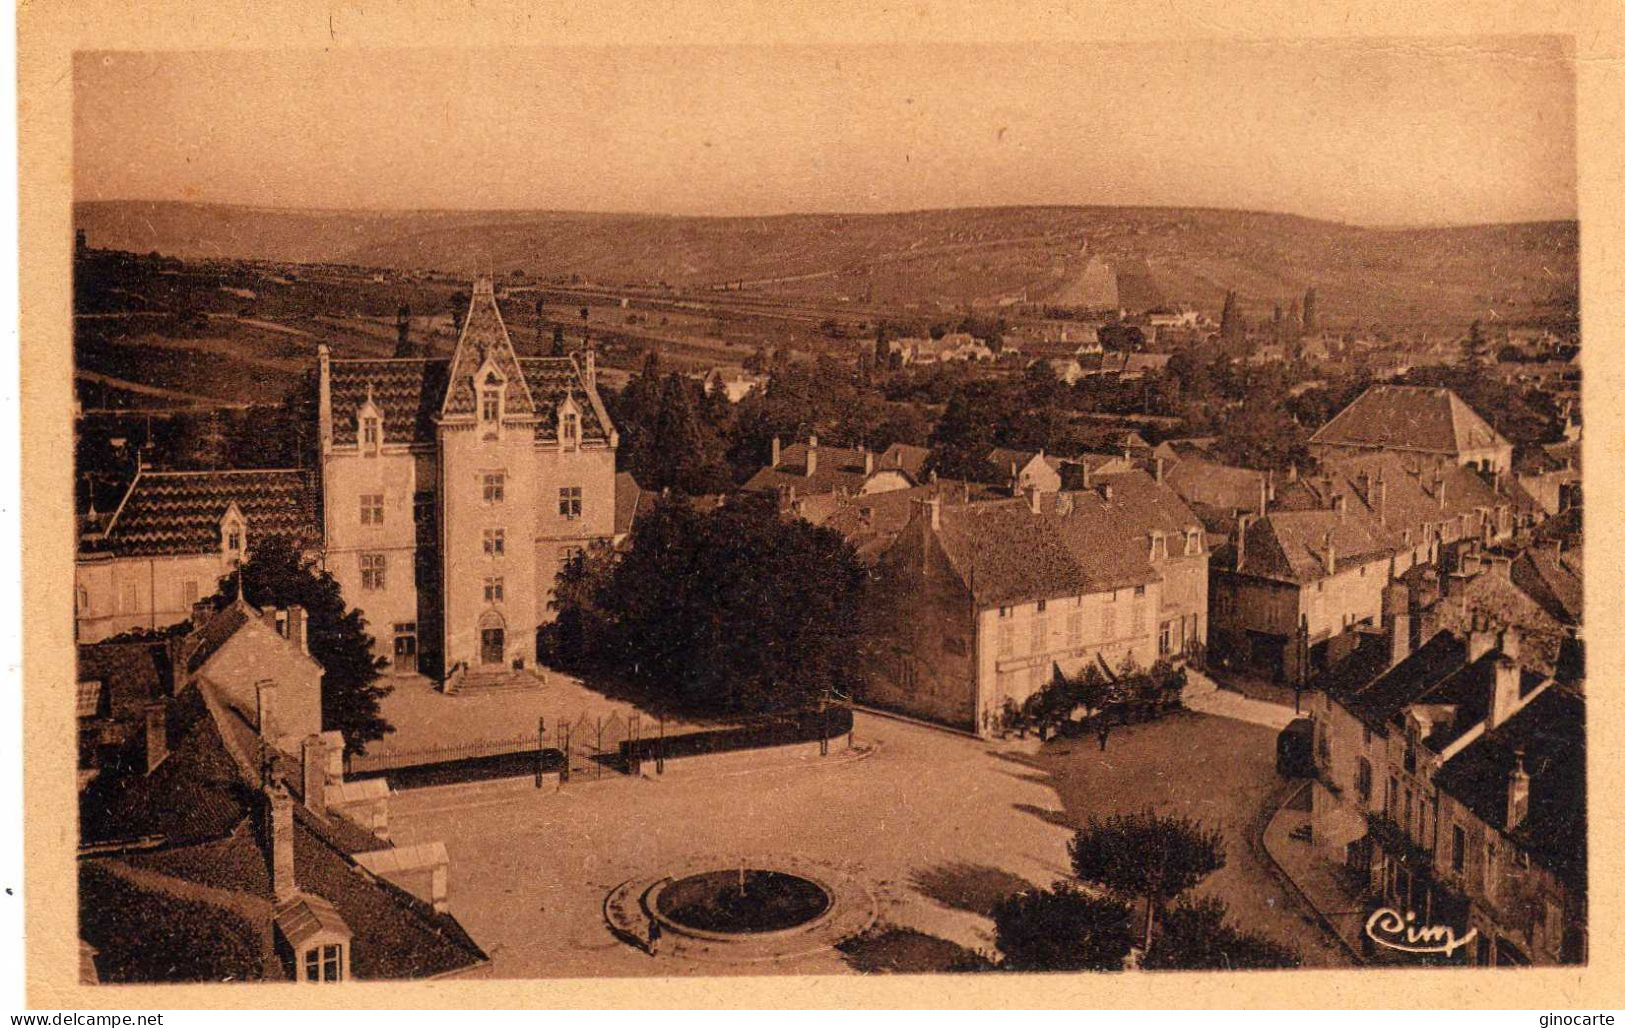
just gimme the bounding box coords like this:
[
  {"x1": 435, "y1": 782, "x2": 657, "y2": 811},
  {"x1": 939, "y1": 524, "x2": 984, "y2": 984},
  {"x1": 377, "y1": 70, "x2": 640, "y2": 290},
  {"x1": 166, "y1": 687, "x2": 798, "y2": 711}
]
[{"x1": 443, "y1": 666, "x2": 547, "y2": 695}]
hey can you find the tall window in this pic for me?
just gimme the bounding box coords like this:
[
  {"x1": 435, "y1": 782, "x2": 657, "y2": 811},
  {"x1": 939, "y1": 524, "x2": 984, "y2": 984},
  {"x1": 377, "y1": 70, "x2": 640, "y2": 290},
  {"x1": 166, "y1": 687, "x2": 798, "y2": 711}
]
[
  {"x1": 359, "y1": 494, "x2": 384, "y2": 525},
  {"x1": 481, "y1": 387, "x2": 501, "y2": 423},
  {"x1": 1451, "y1": 825, "x2": 1466, "y2": 874},
  {"x1": 1356, "y1": 758, "x2": 1373, "y2": 803},
  {"x1": 483, "y1": 528, "x2": 506, "y2": 557},
  {"x1": 483, "y1": 472, "x2": 506, "y2": 504},
  {"x1": 562, "y1": 411, "x2": 579, "y2": 443},
  {"x1": 227, "y1": 529, "x2": 242, "y2": 554},
  {"x1": 304, "y1": 944, "x2": 342, "y2": 982},
  {"x1": 484, "y1": 576, "x2": 505, "y2": 603},
  {"x1": 362, "y1": 417, "x2": 380, "y2": 449},
  {"x1": 361, "y1": 553, "x2": 386, "y2": 591},
  {"x1": 558, "y1": 485, "x2": 582, "y2": 519}
]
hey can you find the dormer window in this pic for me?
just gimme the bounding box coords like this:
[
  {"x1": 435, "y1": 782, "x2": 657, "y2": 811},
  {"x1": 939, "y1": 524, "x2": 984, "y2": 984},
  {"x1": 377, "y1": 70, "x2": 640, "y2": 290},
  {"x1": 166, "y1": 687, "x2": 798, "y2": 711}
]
[
  {"x1": 357, "y1": 385, "x2": 384, "y2": 455},
  {"x1": 220, "y1": 504, "x2": 247, "y2": 564},
  {"x1": 1184, "y1": 527, "x2": 1202, "y2": 556},
  {"x1": 304, "y1": 943, "x2": 344, "y2": 983}
]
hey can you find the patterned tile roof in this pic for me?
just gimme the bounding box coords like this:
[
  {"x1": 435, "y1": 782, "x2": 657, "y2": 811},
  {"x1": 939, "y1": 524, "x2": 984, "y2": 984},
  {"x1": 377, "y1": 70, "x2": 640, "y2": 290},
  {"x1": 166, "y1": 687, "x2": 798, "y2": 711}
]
[
  {"x1": 329, "y1": 359, "x2": 450, "y2": 445},
  {"x1": 1311, "y1": 385, "x2": 1508, "y2": 455},
  {"x1": 87, "y1": 469, "x2": 319, "y2": 560},
  {"x1": 440, "y1": 278, "x2": 536, "y2": 419},
  {"x1": 516, "y1": 358, "x2": 609, "y2": 443}
]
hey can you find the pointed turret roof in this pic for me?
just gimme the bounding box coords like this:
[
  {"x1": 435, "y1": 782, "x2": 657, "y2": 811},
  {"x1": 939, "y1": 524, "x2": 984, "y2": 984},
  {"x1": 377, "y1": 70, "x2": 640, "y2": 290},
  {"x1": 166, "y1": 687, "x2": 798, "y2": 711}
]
[{"x1": 439, "y1": 277, "x2": 536, "y2": 419}]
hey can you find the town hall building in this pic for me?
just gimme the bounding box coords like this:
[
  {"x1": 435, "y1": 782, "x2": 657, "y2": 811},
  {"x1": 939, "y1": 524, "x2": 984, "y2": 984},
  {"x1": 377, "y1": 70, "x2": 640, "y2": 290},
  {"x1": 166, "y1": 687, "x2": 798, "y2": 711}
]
[{"x1": 77, "y1": 279, "x2": 620, "y2": 687}]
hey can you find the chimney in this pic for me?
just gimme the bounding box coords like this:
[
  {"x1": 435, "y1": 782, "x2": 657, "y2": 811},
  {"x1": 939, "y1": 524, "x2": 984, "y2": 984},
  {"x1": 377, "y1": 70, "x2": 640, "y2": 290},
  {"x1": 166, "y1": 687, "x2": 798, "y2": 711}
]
[
  {"x1": 1287, "y1": 463, "x2": 1299, "y2": 483},
  {"x1": 144, "y1": 704, "x2": 169, "y2": 775},
  {"x1": 1080, "y1": 462, "x2": 1091, "y2": 489},
  {"x1": 863, "y1": 449, "x2": 874, "y2": 476},
  {"x1": 1436, "y1": 470, "x2": 1447, "y2": 509},
  {"x1": 926, "y1": 496, "x2": 941, "y2": 530},
  {"x1": 266, "y1": 783, "x2": 297, "y2": 905},
  {"x1": 1323, "y1": 530, "x2": 1336, "y2": 575},
  {"x1": 1497, "y1": 625, "x2": 1521, "y2": 664},
  {"x1": 805, "y1": 437, "x2": 818, "y2": 478},
  {"x1": 771, "y1": 435, "x2": 781, "y2": 467},
  {"x1": 1384, "y1": 583, "x2": 1412, "y2": 666},
  {"x1": 1154, "y1": 456, "x2": 1165, "y2": 485},
  {"x1": 1236, "y1": 513, "x2": 1253, "y2": 571},
  {"x1": 1331, "y1": 493, "x2": 1347, "y2": 517},
  {"x1": 1266, "y1": 469, "x2": 1276, "y2": 503},
  {"x1": 1258, "y1": 475, "x2": 1269, "y2": 515},
  {"x1": 190, "y1": 600, "x2": 214, "y2": 630},
  {"x1": 256, "y1": 679, "x2": 277, "y2": 741},
  {"x1": 1096, "y1": 482, "x2": 1113, "y2": 503},
  {"x1": 1505, "y1": 751, "x2": 1531, "y2": 830},
  {"x1": 1376, "y1": 475, "x2": 1388, "y2": 524},
  {"x1": 1467, "y1": 615, "x2": 1496, "y2": 663},
  {"x1": 1024, "y1": 484, "x2": 1043, "y2": 514},
  {"x1": 282, "y1": 605, "x2": 308, "y2": 655},
  {"x1": 301, "y1": 734, "x2": 327, "y2": 815}
]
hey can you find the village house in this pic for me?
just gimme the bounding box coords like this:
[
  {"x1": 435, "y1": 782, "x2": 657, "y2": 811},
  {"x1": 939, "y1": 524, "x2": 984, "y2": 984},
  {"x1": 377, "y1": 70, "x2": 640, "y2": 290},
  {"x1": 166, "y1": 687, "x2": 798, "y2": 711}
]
[
  {"x1": 866, "y1": 470, "x2": 1208, "y2": 735},
  {"x1": 1309, "y1": 385, "x2": 1513, "y2": 475},
  {"x1": 77, "y1": 674, "x2": 487, "y2": 983},
  {"x1": 75, "y1": 469, "x2": 320, "y2": 643},
  {"x1": 742, "y1": 435, "x2": 919, "y2": 516},
  {"x1": 1300, "y1": 618, "x2": 1585, "y2": 966},
  {"x1": 887, "y1": 333, "x2": 995, "y2": 365}
]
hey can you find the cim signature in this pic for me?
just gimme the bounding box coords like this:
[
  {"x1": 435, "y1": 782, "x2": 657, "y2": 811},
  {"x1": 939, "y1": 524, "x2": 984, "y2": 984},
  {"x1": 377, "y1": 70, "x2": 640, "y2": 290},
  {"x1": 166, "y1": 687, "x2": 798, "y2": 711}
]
[{"x1": 1364, "y1": 907, "x2": 1478, "y2": 957}]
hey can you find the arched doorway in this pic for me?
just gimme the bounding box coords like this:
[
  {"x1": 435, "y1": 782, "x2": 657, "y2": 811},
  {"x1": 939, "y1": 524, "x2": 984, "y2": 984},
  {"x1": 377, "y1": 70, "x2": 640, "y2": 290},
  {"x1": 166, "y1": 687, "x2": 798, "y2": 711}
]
[{"x1": 478, "y1": 609, "x2": 506, "y2": 667}]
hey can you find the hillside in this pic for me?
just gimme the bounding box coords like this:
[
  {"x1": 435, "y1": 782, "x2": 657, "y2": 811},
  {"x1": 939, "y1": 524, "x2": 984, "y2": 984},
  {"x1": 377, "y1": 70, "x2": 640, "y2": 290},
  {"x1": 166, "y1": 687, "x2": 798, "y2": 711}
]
[{"x1": 74, "y1": 201, "x2": 1578, "y2": 330}]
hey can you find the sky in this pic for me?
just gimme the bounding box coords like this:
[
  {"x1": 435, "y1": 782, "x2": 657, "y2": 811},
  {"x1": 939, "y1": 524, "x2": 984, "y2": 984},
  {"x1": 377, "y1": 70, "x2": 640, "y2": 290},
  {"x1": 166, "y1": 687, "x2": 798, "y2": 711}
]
[{"x1": 73, "y1": 39, "x2": 1576, "y2": 226}]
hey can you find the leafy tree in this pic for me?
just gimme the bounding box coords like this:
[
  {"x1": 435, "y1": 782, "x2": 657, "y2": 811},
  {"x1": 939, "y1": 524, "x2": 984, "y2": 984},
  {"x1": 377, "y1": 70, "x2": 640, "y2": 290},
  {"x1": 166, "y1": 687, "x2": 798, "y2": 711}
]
[
  {"x1": 992, "y1": 885, "x2": 1135, "y2": 971},
  {"x1": 927, "y1": 383, "x2": 1001, "y2": 480},
  {"x1": 214, "y1": 536, "x2": 392, "y2": 756},
  {"x1": 1069, "y1": 809, "x2": 1227, "y2": 953},
  {"x1": 1143, "y1": 896, "x2": 1300, "y2": 970},
  {"x1": 542, "y1": 496, "x2": 867, "y2": 715}
]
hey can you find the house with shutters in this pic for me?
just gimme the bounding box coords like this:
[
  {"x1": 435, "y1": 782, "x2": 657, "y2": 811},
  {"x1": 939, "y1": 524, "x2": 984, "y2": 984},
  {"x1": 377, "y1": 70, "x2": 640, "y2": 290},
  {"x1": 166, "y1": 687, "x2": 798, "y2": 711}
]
[
  {"x1": 867, "y1": 470, "x2": 1208, "y2": 735},
  {"x1": 1297, "y1": 620, "x2": 1585, "y2": 965}
]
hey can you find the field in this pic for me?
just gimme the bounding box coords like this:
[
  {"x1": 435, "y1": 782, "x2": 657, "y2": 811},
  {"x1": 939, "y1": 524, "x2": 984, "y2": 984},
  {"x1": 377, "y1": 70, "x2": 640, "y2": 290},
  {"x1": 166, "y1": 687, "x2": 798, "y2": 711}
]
[{"x1": 77, "y1": 200, "x2": 1579, "y2": 331}]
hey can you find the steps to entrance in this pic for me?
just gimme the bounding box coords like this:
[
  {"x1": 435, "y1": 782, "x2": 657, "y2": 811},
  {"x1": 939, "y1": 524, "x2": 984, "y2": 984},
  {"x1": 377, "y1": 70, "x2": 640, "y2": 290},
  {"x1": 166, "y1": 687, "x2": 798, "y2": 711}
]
[{"x1": 443, "y1": 667, "x2": 547, "y2": 695}]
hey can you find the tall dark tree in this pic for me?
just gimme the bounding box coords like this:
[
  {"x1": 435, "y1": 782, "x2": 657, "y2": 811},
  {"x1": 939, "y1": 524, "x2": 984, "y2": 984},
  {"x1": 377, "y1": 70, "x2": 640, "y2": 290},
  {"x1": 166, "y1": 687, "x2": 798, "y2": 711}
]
[
  {"x1": 992, "y1": 885, "x2": 1135, "y2": 972},
  {"x1": 551, "y1": 324, "x2": 568, "y2": 357},
  {"x1": 542, "y1": 497, "x2": 868, "y2": 715},
  {"x1": 1143, "y1": 896, "x2": 1300, "y2": 970},
  {"x1": 1218, "y1": 290, "x2": 1242, "y2": 344},
  {"x1": 394, "y1": 303, "x2": 414, "y2": 357},
  {"x1": 448, "y1": 290, "x2": 469, "y2": 338},
  {"x1": 215, "y1": 536, "x2": 392, "y2": 756},
  {"x1": 927, "y1": 383, "x2": 1000, "y2": 480},
  {"x1": 1301, "y1": 287, "x2": 1319, "y2": 335},
  {"x1": 873, "y1": 326, "x2": 890, "y2": 371},
  {"x1": 1069, "y1": 809, "x2": 1227, "y2": 953},
  {"x1": 652, "y1": 373, "x2": 732, "y2": 495}
]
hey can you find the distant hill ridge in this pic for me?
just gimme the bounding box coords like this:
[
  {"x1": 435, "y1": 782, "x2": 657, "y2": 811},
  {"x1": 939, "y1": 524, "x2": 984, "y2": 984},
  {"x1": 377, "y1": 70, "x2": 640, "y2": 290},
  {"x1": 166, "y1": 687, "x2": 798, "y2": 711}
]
[{"x1": 74, "y1": 200, "x2": 1578, "y2": 328}]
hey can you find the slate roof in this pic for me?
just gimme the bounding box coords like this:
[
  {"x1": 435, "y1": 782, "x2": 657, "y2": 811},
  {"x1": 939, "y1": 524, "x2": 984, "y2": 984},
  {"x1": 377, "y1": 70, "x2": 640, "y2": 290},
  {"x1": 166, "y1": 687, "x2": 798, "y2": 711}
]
[
  {"x1": 77, "y1": 641, "x2": 171, "y2": 719},
  {"x1": 1512, "y1": 547, "x2": 1583, "y2": 626},
  {"x1": 1224, "y1": 507, "x2": 1399, "y2": 584},
  {"x1": 440, "y1": 279, "x2": 536, "y2": 419},
  {"x1": 78, "y1": 680, "x2": 488, "y2": 981},
  {"x1": 1432, "y1": 687, "x2": 1585, "y2": 889},
  {"x1": 329, "y1": 359, "x2": 450, "y2": 445},
  {"x1": 930, "y1": 470, "x2": 1203, "y2": 608},
  {"x1": 84, "y1": 469, "x2": 319, "y2": 560},
  {"x1": 1310, "y1": 385, "x2": 1509, "y2": 455},
  {"x1": 327, "y1": 356, "x2": 607, "y2": 446},
  {"x1": 1280, "y1": 451, "x2": 1528, "y2": 542}
]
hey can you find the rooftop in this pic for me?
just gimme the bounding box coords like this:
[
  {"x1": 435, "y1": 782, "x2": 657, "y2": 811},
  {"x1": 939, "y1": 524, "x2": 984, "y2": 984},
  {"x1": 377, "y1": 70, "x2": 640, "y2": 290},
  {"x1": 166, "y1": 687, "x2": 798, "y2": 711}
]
[
  {"x1": 82, "y1": 469, "x2": 319, "y2": 560},
  {"x1": 1310, "y1": 385, "x2": 1509, "y2": 456}
]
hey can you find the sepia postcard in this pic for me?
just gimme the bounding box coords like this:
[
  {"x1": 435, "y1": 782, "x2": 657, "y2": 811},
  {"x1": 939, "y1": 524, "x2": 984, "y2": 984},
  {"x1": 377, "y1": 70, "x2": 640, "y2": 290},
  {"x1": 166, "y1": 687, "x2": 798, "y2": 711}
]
[{"x1": 16, "y1": 0, "x2": 1624, "y2": 1011}]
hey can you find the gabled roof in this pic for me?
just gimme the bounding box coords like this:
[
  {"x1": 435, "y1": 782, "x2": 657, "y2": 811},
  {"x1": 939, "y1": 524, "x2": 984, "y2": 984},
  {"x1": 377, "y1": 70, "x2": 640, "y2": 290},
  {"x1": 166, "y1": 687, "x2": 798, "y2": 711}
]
[
  {"x1": 1512, "y1": 547, "x2": 1582, "y2": 626},
  {"x1": 78, "y1": 680, "x2": 488, "y2": 981},
  {"x1": 929, "y1": 471, "x2": 1203, "y2": 608},
  {"x1": 439, "y1": 278, "x2": 536, "y2": 419},
  {"x1": 1277, "y1": 451, "x2": 1522, "y2": 543},
  {"x1": 1310, "y1": 385, "x2": 1509, "y2": 455},
  {"x1": 77, "y1": 640, "x2": 170, "y2": 719},
  {"x1": 742, "y1": 442, "x2": 911, "y2": 497},
  {"x1": 1163, "y1": 457, "x2": 1266, "y2": 514},
  {"x1": 1224, "y1": 507, "x2": 1399, "y2": 584},
  {"x1": 1432, "y1": 687, "x2": 1585, "y2": 889},
  {"x1": 878, "y1": 442, "x2": 931, "y2": 479},
  {"x1": 83, "y1": 469, "x2": 319, "y2": 560}
]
